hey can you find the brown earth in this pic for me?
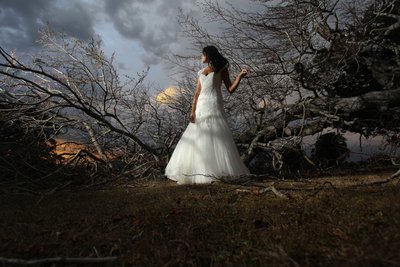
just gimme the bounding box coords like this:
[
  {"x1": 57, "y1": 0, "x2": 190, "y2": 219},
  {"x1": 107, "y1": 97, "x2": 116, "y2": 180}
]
[{"x1": 0, "y1": 172, "x2": 399, "y2": 266}]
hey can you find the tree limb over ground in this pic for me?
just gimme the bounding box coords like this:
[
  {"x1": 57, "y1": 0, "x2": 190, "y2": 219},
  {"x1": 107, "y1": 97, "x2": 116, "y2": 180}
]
[{"x1": 1, "y1": 0, "x2": 400, "y2": 189}]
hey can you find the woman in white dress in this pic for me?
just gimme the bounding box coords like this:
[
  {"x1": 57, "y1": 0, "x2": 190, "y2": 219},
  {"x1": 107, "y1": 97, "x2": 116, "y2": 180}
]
[{"x1": 165, "y1": 45, "x2": 251, "y2": 184}]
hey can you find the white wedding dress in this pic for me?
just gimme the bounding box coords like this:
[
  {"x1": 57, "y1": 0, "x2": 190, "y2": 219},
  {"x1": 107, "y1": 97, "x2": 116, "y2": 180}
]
[{"x1": 165, "y1": 64, "x2": 251, "y2": 184}]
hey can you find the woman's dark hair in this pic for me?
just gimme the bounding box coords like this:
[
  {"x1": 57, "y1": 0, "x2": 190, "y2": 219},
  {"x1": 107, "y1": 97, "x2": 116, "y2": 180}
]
[{"x1": 202, "y1": 45, "x2": 229, "y2": 73}]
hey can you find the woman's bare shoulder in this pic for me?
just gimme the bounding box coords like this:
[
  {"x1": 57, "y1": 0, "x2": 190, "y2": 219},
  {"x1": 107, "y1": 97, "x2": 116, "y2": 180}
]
[{"x1": 197, "y1": 67, "x2": 205, "y2": 76}]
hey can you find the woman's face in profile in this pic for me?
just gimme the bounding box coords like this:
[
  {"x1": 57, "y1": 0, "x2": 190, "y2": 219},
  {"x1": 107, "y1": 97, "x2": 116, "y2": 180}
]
[{"x1": 201, "y1": 52, "x2": 208, "y2": 64}]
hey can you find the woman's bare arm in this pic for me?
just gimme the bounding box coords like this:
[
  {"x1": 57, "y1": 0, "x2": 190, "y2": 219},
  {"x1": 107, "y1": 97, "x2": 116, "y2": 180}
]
[
  {"x1": 189, "y1": 77, "x2": 201, "y2": 123},
  {"x1": 221, "y1": 67, "x2": 248, "y2": 94}
]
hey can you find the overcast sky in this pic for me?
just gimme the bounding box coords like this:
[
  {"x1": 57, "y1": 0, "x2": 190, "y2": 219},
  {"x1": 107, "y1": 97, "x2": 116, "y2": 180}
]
[{"x1": 0, "y1": 0, "x2": 255, "y2": 92}]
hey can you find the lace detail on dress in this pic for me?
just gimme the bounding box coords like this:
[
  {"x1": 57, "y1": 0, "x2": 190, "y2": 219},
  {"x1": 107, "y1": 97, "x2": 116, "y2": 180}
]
[{"x1": 196, "y1": 63, "x2": 228, "y2": 124}]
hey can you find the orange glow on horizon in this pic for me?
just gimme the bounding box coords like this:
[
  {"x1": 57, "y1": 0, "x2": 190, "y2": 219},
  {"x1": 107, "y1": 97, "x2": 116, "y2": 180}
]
[{"x1": 48, "y1": 137, "x2": 123, "y2": 163}]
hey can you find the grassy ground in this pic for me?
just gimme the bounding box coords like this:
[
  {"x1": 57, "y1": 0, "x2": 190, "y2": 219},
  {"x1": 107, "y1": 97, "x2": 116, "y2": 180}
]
[{"x1": 0, "y1": 171, "x2": 399, "y2": 266}]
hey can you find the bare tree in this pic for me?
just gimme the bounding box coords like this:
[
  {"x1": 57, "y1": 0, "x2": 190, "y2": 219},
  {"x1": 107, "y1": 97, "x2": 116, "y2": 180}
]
[
  {"x1": 168, "y1": 0, "x2": 400, "y2": 175},
  {"x1": 1, "y1": 0, "x2": 399, "y2": 186},
  {"x1": 0, "y1": 26, "x2": 165, "y2": 185}
]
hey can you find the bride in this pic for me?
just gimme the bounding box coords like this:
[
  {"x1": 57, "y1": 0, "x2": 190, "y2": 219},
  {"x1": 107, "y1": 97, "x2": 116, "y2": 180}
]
[{"x1": 165, "y1": 45, "x2": 251, "y2": 185}]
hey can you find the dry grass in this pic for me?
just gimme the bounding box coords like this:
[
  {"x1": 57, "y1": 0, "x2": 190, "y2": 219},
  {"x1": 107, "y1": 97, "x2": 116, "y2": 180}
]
[{"x1": 0, "y1": 171, "x2": 399, "y2": 266}]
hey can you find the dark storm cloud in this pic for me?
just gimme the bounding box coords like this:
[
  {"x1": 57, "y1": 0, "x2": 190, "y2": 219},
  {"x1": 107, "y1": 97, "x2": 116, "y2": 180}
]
[
  {"x1": 0, "y1": 0, "x2": 196, "y2": 66},
  {"x1": 0, "y1": 0, "x2": 97, "y2": 52},
  {"x1": 45, "y1": 2, "x2": 97, "y2": 40},
  {"x1": 0, "y1": 0, "x2": 256, "y2": 67},
  {"x1": 103, "y1": 0, "x2": 196, "y2": 65},
  {"x1": 104, "y1": 0, "x2": 147, "y2": 39}
]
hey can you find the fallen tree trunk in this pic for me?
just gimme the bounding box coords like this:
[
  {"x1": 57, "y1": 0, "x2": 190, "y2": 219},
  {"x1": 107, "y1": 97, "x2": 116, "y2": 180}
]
[{"x1": 241, "y1": 88, "x2": 400, "y2": 164}]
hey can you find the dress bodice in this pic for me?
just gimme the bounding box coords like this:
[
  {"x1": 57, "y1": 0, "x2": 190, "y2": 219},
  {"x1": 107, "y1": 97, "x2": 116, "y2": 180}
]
[
  {"x1": 197, "y1": 64, "x2": 228, "y2": 104},
  {"x1": 195, "y1": 64, "x2": 229, "y2": 123}
]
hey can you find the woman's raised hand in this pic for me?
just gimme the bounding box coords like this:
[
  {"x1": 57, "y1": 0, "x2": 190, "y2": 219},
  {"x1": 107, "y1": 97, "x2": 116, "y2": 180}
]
[{"x1": 239, "y1": 68, "x2": 250, "y2": 77}]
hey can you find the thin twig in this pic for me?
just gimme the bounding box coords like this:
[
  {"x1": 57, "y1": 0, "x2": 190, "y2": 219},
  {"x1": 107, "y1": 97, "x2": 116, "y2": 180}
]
[{"x1": 0, "y1": 256, "x2": 118, "y2": 265}]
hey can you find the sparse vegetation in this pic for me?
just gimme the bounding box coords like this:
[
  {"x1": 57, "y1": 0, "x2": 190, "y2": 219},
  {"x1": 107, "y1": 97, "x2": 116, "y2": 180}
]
[{"x1": 0, "y1": 173, "x2": 398, "y2": 266}]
